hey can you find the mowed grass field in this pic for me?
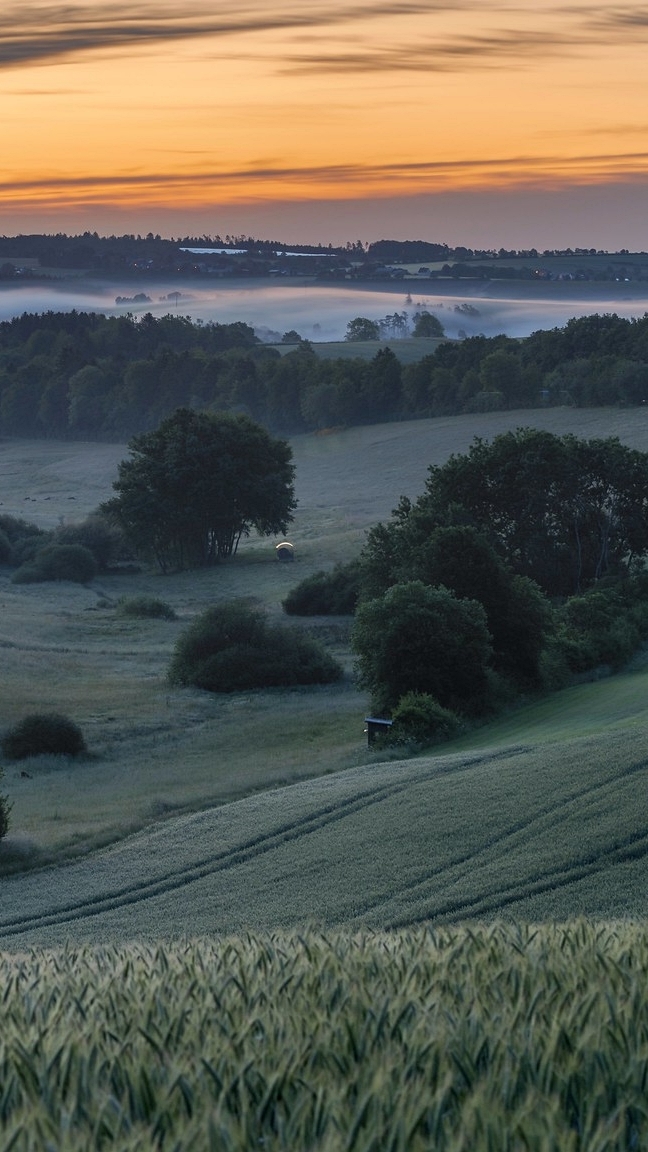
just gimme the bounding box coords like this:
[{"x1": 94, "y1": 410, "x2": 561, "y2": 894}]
[{"x1": 2, "y1": 406, "x2": 648, "y2": 944}]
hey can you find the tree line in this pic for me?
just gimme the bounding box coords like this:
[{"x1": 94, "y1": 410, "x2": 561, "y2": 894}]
[{"x1": 2, "y1": 309, "x2": 648, "y2": 441}]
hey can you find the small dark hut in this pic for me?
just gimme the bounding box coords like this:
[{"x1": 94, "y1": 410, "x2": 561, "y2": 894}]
[{"x1": 364, "y1": 717, "x2": 393, "y2": 746}]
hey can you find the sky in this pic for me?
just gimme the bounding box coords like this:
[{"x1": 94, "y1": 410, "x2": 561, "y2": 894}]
[{"x1": 2, "y1": 1, "x2": 648, "y2": 249}]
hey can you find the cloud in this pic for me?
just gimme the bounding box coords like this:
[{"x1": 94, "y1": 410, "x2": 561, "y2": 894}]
[
  {"x1": 3, "y1": 149, "x2": 648, "y2": 209},
  {"x1": 279, "y1": 29, "x2": 581, "y2": 74},
  {"x1": 0, "y1": 0, "x2": 641, "y2": 78},
  {"x1": 0, "y1": 1, "x2": 466, "y2": 69},
  {"x1": 582, "y1": 4, "x2": 648, "y2": 32},
  {"x1": 276, "y1": 3, "x2": 648, "y2": 75},
  {"x1": 5, "y1": 0, "x2": 645, "y2": 75}
]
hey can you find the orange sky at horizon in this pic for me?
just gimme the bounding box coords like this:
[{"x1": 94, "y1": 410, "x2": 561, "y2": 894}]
[{"x1": 3, "y1": 1, "x2": 648, "y2": 246}]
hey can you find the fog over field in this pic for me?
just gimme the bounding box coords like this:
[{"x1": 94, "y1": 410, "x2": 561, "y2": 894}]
[{"x1": 2, "y1": 280, "x2": 648, "y2": 341}]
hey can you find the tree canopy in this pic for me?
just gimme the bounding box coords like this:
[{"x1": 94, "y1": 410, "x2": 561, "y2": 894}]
[
  {"x1": 413, "y1": 429, "x2": 648, "y2": 595},
  {"x1": 361, "y1": 522, "x2": 551, "y2": 686},
  {"x1": 352, "y1": 581, "x2": 494, "y2": 715},
  {"x1": 102, "y1": 408, "x2": 296, "y2": 571},
  {"x1": 345, "y1": 317, "x2": 380, "y2": 341},
  {"x1": 412, "y1": 311, "x2": 444, "y2": 338},
  {"x1": 354, "y1": 428, "x2": 648, "y2": 720}
]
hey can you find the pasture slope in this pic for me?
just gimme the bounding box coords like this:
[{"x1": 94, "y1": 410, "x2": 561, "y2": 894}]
[{"x1": 1, "y1": 408, "x2": 648, "y2": 948}]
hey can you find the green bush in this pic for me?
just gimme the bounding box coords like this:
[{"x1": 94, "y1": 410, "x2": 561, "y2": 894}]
[
  {"x1": 0, "y1": 529, "x2": 11, "y2": 564},
  {"x1": 0, "y1": 767, "x2": 9, "y2": 841},
  {"x1": 283, "y1": 561, "x2": 361, "y2": 615},
  {"x1": 389, "y1": 692, "x2": 461, "y2": 746},
  {"x1": 0, "y1": 513, "x2": 46, "y2": 546},
  {"x1": 54, "y1": 514, "x2": 124, "y2": 571},
  {"x1": 10, "y1": 534, "x2": 48, "y2": 567},
  {"x1": 117, "y1": 595, "x2": 177, "y2": 620},
  {"x1": 2, "y1": 713, "x2": 87, "y2": 760},
  {"x1": 12, "y1": 543, "x2": 98, "y2": 584},
  {"x1": 0, "y1": 514, "x2": 48, "y2": 566},
  {"x1": 352, "y1": 581, "x2": 495, "y2": 716},
  {"x1": 555, "y1": 585, "x2": 648, "y2": 673},
  {"x1": 169, "y1": 601, "x2": 343, "y2": 692}
]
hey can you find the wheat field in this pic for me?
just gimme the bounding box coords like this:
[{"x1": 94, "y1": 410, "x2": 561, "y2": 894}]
[{"x1": 0, "y1": 923, "x2": 647, "y2": 1150}]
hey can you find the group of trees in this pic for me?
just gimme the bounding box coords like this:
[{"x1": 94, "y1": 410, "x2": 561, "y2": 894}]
[
  {"x1": 0, "y1": 408, "x2": 297, "y2": 582},
  {"x1": 3, "y1": 309, "x2": 648, "y2": 442},
  {"x1": 285, "y1": 428, "x2": 648, "y2": 743},
  {"x1": 345, "y1": 311, "x2": 444, "y2": 341},
  {"x1": 365, "y1": 428, "x2": 648, "y2": 598}
]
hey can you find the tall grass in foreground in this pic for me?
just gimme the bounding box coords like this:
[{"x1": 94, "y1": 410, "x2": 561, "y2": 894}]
[{"x1": 0, "y1": 922, "x2": 647, "y2": 1150}]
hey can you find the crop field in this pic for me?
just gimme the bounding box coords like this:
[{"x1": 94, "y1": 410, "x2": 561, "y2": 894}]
[
  {"x1": 0, "y1": 923, "x2": 647, "y2": 1150},
  {"x1": 2, "y1": 711, "x2": 648, "y2": 947}
]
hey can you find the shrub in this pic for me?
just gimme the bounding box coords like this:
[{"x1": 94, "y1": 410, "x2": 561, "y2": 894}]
[
  {"x1": 10, "y1": 534, "x2": 48, "y2": 567},
  {"x1": 0, "y1": 514, "x2": 48, "y2": 566},
  {"x1": 54, "y1": 514, "x2": 125, "y2": 571},
  {"x1": 2, "y1": 713, "x2": 87, "y2": 760},
  {"x1": 0, "y1": 768, "x2": 9, "y2": 841},
  {"x1": 169, "y1": 601, "x2": 343, "y2": 691},
  {"x1": 555, "y1": 584, "x2": 648, "y2": 673},
  {"x1": 283, "y1": 561, "x2": 361, "y2": 616},
  {"x1": 352, "y1": 581, "x2": 495, "y2": 716},
  {"x1": 117, "y1": 596, "x2": 177, "y2": 620},
  {"x1": 12, "y1": 543, "x2": 98, "y2": 584},
  {"x1": 0, "y1": 529, "x2": 11, "y2": 564},
  {"x1": 389, "y1": 692, "x2": 461, "y2": 746},
  {"x1": 0, "y1": 513, "x2": 46, "y2": 546}
]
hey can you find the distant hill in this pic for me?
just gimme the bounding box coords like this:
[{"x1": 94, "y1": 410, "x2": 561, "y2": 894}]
[
  {"x1": 1, "y1": 231, "x2": 647, "y2": 284},
  {"x1": 367, "y1": 239, "x2": 450, "y2": 262}
]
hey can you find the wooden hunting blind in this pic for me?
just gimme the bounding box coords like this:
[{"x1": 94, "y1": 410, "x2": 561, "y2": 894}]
[{"x1": 364, "y1": 717, "x2": 393, "y2": 745}]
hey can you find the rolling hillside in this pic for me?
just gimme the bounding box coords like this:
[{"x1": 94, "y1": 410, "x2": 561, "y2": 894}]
[
  {"x1": 2, "y1": 408, "x2": 648, "y2": 948},
  {"x1": 1, "y1": 669, "x2": 648, "y2": 948}
]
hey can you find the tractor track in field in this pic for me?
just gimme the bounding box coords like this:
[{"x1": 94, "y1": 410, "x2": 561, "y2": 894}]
[
  {"x1": 389, "y1": 827, "x2": 648, "y2": 929},
  {"x1": 0, "y1": 746, "x2": 528, "y2": 940},
  {"x1": 349, "y1": 756, "x2": 648, "y2": 926}
]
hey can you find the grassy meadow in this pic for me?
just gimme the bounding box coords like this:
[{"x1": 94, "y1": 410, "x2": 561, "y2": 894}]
[{"x1": 275, "y1": 336, "x2": 446, "y2": 362}]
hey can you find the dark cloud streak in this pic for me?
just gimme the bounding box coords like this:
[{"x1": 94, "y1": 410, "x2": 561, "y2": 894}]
[
  {"x1": 280, "y1": 29, "x2": 583, "y2": 74},
  {"x1": 5, "y1": 0, "x2": 648, "y2": 75},
  {"x1": 3, "y1": 149, "x2": 648, "y2": 200},
  {"x1": 0, "y1": 1, "x2": 463, "y2": 68}
]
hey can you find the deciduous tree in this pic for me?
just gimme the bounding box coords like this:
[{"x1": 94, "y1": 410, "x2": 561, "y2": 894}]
[
  {"x1": 412, "y1": 310, "x2": 444, "y2": 338},
  {"x1": 102, "y1": 408, "x2": 296, "y2": 571},
  {"x1": 345, "y1": 317, "x2": 380, "y2": 341},
  {"x1": 352, "y1": 581, "x2": 494, "y2": 715}
]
